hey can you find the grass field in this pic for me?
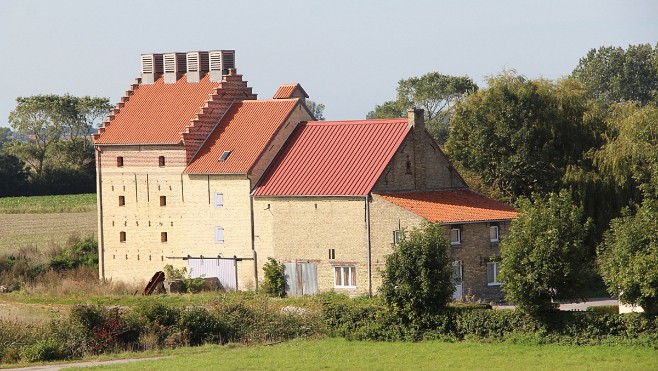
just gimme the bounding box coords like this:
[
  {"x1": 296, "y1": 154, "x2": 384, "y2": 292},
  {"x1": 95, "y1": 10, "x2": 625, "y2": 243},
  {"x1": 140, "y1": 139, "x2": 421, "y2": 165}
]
[
  {"x1": 69, "y1": 338, "x2": 658, "y2": 371},
  {"x1": 0, "y1": 212, "x2": 97, "y2": 255},
  {"x1": 0, "y1": 193, "x2": 96, "y2": 214}
]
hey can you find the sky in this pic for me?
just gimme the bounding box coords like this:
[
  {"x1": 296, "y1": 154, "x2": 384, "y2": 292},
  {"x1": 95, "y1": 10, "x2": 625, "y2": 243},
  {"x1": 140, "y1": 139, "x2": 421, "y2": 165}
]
[{"x1": 1, "y1": 0, "x2": 656, "y2": 128}]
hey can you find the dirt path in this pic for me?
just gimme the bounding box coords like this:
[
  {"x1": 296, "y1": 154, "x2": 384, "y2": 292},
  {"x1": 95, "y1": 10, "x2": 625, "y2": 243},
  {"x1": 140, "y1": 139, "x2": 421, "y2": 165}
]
[{"x1": 4, "y1": 357, "x2": 170, "y2": 370}]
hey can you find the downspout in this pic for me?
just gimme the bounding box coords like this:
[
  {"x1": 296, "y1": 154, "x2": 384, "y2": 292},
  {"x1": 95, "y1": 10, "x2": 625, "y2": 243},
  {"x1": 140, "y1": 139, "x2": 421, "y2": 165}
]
[
  {"x1": 95, "y1": 147, "x2": 105, "y2": 281},
  {"x1": 366, "y1": 195, "x2": 372, "y2": 297},
  {"x1": 249, "y1": 176, "x2": 259, "y2": 290}
]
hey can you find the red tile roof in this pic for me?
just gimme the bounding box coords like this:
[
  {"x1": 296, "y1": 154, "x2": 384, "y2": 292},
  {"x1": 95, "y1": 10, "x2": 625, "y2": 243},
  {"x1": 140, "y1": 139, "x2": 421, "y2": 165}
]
[
  {"x1": 253, "y1": 119, "x2": 411, "y2": 196},
  {"x1": 94, "y1": 75, "x2": 220, "y2": 144},
  {"x1": 273, "y1": 83, "x2": 308, "y2": 99},
  {"x1": 184, "y1": 99, "x2": 301, "y2": 174},
  {"x1": 376, "y1": 190, "x2": 518, "y2": 223}
]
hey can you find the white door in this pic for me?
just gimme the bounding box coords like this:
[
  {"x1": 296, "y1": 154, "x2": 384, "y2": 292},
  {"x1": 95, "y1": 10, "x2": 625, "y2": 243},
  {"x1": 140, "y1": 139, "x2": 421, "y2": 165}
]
[{"x1": 452, "y1": 260, "x2": 463, "y2": 301}]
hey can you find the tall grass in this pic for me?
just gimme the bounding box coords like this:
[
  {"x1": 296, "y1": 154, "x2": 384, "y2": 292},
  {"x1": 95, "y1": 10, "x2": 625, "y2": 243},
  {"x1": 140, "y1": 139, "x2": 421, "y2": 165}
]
[{"x1": 0, "y1": 193, "x2": 96, "y2": 214}]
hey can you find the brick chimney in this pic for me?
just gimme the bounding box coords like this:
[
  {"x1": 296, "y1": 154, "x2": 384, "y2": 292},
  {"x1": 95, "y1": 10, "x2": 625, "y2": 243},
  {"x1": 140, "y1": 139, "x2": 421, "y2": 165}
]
[{"x1": 408, "y1": 108, "x2": 427, "y2": 191}]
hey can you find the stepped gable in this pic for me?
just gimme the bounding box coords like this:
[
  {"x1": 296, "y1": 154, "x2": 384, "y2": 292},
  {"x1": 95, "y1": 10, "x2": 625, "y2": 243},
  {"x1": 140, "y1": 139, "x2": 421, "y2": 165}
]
[
  {"x1": 184, "y1": 99, "x2": 300, "y2": 174},
  {"x1": 376, "y1": 189, "x2": 518, "y2": 223},
  {"x1": 253, "y1": 119, "x2": 411, "y2": 196}
]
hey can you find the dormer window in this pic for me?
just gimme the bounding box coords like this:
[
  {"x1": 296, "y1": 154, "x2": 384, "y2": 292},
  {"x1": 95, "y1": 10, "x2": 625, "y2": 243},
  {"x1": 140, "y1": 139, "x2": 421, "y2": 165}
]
[{"x1": 219, "y1": 150, "x2": 232, "y2": 162}]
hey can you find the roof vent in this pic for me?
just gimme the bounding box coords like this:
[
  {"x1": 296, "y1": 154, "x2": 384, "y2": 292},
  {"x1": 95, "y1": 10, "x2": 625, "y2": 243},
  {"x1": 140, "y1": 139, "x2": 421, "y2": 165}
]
[
  {"x1": 141, "y1": 54, "x2": 163, "y2": 84},
  {"x1": 163, "y1": 53, "x2": 186, "y2": 84},
  {"x1": 186, "y1": 51, "x2": 209, "y2": 83},
  {"x1": 219, "y1": 150, "x2": 232, "y2": 162},
  {"x1": 209, "y1": 50, "x2": 236, "y2": 82}
]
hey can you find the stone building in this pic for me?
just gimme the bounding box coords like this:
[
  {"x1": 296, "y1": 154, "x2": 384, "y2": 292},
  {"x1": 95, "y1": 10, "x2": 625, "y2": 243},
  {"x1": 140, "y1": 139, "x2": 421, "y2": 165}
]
[{"x1": 93, "y1": 50, "x2": 516, "y2": 301}]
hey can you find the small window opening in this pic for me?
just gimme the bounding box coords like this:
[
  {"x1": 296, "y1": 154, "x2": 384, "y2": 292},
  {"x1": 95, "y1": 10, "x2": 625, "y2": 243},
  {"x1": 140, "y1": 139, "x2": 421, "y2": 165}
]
[
  {"x1": 393, "y1": 230, "x2": 403, "y2": 246},
  {"x1": 450, "y1": 227, "x2": 461, "y2": 245},
  {"x1": 119, "y1": 231, "x2": 126, "y2": 243},
  {"x1": 328, "y1": 248, "x2": 336, "y2": 260},
  {"x1": 214, "y1": 192, "x2": 223, "y2": 208},
  {"x1": 161, "y1": 232, "x2": 168, "y2": 243},
  {"x1": 118, "y1": 196, "x2": 125, "y2": 206},
  {"x1": 219, "y1": 150, "x2": 232, "y2": 162},
  {"x1": 117, "y1": 156, "x2": 124, "y2": 167},
  {"x1": 160, "y1": 196, "x2": 167, "y2": 206},
  {"x1": 490, "y1": 224, "x2": 500, "y2": 243},
  {"x1": 158, "y1": 156, "x2": 165, "y2": 167}
]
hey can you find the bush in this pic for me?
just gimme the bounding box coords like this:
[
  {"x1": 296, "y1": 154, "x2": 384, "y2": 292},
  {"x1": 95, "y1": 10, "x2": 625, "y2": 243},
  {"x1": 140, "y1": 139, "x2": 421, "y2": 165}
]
[
  {"x1": 261, "y1": 257, "x2": 286, "y2": 298},
  {"x1": 380, "y1": 223, "x2": 453, "y2": 324},
  {"x1": 21, "y1": 338, "x2": 66, "y2": 362},
  {"x1": 50, "y1": 238, "x2": 98, "y2": 271},
  {"x1": 163, "y1": 264, "x2": 205, "y2": 293},
  {"x1": 179, "y1": 308, "x2": 224, "y2": 346}
]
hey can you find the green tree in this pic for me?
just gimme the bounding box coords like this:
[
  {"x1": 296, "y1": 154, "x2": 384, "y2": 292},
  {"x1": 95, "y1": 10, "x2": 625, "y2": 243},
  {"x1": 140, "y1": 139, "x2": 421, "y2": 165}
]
[
  {"x1": 305, "y1": 100, "x2": 325, "y2": 121},
  {"x1": 598, "y1": 198, "x2": 658, "y2": 316},
  {"x1": 0, "y1": 127, "x2": 12, "y2": 151},
  {"x1": 572, "y1": 43, "x2": 658, "y2": 105},
  {"x1": 368, "y1": 72, "x2": 478, "y2": 144},
  {"x1": 380, "y1": 223, "x2": 453, "y2": 323},
  {"x1": 261, "y1": 257, "x2": 286, "y2": 297},
  {"x1": 0, "y1": 152, "x2": 29, "y2": 197},
  {"x1": 499, "y1": 191, "x2": 593, "y2": 315},
  {"x1": 7, "y1": 95, "x2": 66, "y2": 176},
  {"x1": 446, "y1": 73, "x2": 602, "y2": 199}
]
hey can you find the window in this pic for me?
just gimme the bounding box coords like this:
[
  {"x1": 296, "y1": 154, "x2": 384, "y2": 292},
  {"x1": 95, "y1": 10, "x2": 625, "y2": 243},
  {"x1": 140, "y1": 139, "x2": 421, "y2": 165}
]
[
  {"x1": 117, "y1": 156, "x2": 124, "y2": 167},
  {"x1": 118, "y1": 196, "x2": 125, "y2": 206},
  {"x1": 214, "y1": 192, "x2": 223, "y2": 208},
  {"x1": 158, "y1": 156, "x2": 165, "y2": 167},
  {"x1": 490, "y1": 224, "x2": 500, "y2": 243},
  {"x1": 161, "y1": 232, "x2": 168, "y2": 243},
  {"x1": 450, "y1": 227, "x2": 461, "y2": 245},
  {"x1": 219, "y1": 150, "x2": 231, "y2": 162},
  {"x1": 160, "y1": 196, "x2": 167, "y2": 206},
  {"x1": 214, "y1": 226, "x2": 224, "y2": 244},
  {"x1": 334, "y1": 266, "x2": 356, "y2": 288},
  {"x1": 119, "y1": 231, "x2": 126, "y2": 242},
  {"x1": 393, "y1": 230, "x2": 403, "y2": 246},
  {"x1": 328, "y1": 248, "x2": 336, "y2": 260},
  {"x1": 487, "y1": 262, "x2": 501, "y2": 286}
]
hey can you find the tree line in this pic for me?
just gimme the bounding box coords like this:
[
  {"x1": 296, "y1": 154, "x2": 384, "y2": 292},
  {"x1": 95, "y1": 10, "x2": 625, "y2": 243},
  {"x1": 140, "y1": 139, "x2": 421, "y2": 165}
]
[
  {"x1": 0, "y1": 95, "x2": 112, "y2": 197},
  {"x1": 371, "y1": 43, "x2": 658, "y2": 315}
]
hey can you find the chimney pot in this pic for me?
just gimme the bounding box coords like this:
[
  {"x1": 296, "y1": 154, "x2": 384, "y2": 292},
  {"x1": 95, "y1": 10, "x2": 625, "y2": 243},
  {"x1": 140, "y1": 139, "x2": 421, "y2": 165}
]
[{"x1": 408, "y1": 108, "x2": 425, "y2": 130}]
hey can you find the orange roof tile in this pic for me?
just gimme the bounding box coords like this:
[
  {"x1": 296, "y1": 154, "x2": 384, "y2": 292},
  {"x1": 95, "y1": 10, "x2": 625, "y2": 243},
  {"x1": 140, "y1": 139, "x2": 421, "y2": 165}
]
[
  {"x1": 94, "y1": 75, "x2": 220, "y2": 144},
  {"x1": 273, "y1": 83, "x2": 309, "y2": 99},
  {"x1": 253, "y1": 119, "x2": 411, "y2": 196},
  {"x1": 376, "y1": 190, "x2": 517, "y2": 223},
  {"x1": 184, "y1": 99, "x2": 301, "y2": 174}
]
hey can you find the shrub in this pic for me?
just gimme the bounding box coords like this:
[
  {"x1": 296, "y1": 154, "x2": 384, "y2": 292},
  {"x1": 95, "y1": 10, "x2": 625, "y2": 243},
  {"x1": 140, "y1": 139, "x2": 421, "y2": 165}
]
[
  {"x1": 179, "y1": 308, "x2": 224, "y2": 346},
  {"x1": 380, "y1": 223, "x2": 453, "y2": 324},
  {"x1": 261, "y1": 257, "x2": 286, "y2": 298},
  {"x1": 163, "y1": 264, "x2": 205, "y2": 293},
  {"x1": 50, "y1": 238, "x2": 98, "y2": 271},
  {"x1": 21, "y1": 338, "x2": 66, "y2": 362}
]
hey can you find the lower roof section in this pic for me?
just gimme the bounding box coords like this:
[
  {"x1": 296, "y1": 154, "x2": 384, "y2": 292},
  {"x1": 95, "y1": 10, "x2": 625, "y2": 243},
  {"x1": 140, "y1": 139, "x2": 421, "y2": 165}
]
[{"x1": 375, "y1": 189, "x2": 518, "y2": 224}]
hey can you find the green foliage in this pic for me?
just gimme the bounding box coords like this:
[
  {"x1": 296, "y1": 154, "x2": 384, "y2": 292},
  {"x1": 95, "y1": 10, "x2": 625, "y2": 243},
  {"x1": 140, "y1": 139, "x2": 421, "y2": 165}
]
[
  {"x1": 164, "y1": 264, "x2": 205, "y2": 293},
  {"x1": 447, "y1": 73, "x2": 603, "y2": 199},
  {"x1": 50, "y1": 238, "x2": 98, "y2": 271},
  {"x1": 179, "y1": 307, "x2": 224, "y2": 346},
  {"x1": 261, "y1": 257, "x2": 286, "y2": 297},
  {"x1": 0, "y1": 193, "x2": 96, "y2": 213},
  {"x1": 572, "y1": 43, "x2": 658, "y2": 105},
  {"x1": 499, "y1": 191, "x2": 593, "y2": 315},
  {"x1": 368, "y1": 72, "x2": 478, "y2": 144},
  {"x1": 380, "y1": 223, "x2": 453, "y2": 324},
  {"x1": 598, "y1": 198, "x2": 658, "y2": 316},
  {"x1": 305, "y1": 100, "x2": 325, "y2": 120},
  {"x1": 0, "y1": 152, "x2": 29, "y2": 197},
  {"x1": 20, "y1": 338, "x2": 66, "y2": 362}
]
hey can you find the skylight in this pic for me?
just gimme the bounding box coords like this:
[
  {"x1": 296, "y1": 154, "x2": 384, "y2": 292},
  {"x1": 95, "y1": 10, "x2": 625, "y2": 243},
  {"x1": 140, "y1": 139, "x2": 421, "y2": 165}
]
[{"x1": 219, "y1": 150, "x2": 232, "y2": 162}]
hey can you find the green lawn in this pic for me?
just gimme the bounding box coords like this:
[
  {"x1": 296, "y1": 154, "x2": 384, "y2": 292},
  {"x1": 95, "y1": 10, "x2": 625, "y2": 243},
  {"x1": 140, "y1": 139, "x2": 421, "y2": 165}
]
[
  {"x1": 0, "y1": 193, "x2": 96, "y2": 214},
  {"x1": 70, "y1": 338, "x2": 657, "y2": 371}
]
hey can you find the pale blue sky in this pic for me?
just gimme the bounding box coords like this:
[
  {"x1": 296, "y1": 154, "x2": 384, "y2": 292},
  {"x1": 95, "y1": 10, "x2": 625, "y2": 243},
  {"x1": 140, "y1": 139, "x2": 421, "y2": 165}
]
[{"x1": 1, "y1": 0, "x2": 656, "y2": 128}]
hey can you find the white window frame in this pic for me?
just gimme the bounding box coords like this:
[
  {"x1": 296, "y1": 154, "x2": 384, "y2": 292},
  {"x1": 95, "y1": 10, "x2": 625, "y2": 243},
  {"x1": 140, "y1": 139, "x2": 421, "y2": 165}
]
[
  {"x1": 490, "y1": 225, "x2": 500, "y2": 243},
  {"x1": 393, "y1": 230, "x2": 403, "y2": 246},
  {"x1": 214, "y1": 192, "x2": 224, "y2": 208},
  {"x1": 334, "y1": 266, "x2": 356, "y2": 288},
  {"x1": 450, "y1": 227, "x2": 461, "y2": 245},
  {"x1": 214, "y1": 226, "x2": 224, "y2": 244},
  {"x1": 487, "y1": 261, "x2": 501, "y2": 286}
]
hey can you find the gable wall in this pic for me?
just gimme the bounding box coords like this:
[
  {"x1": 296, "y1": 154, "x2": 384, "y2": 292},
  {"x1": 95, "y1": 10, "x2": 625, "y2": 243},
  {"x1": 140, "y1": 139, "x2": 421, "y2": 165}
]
[{"x1": 371, "y1": 128, "x2": 466, "y2": 193}]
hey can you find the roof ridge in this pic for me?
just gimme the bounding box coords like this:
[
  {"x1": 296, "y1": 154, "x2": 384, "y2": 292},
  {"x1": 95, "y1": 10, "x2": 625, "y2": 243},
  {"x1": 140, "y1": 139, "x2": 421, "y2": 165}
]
[{"x1": 303, "y1": 119, "x2": 408, "y2": 126}]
